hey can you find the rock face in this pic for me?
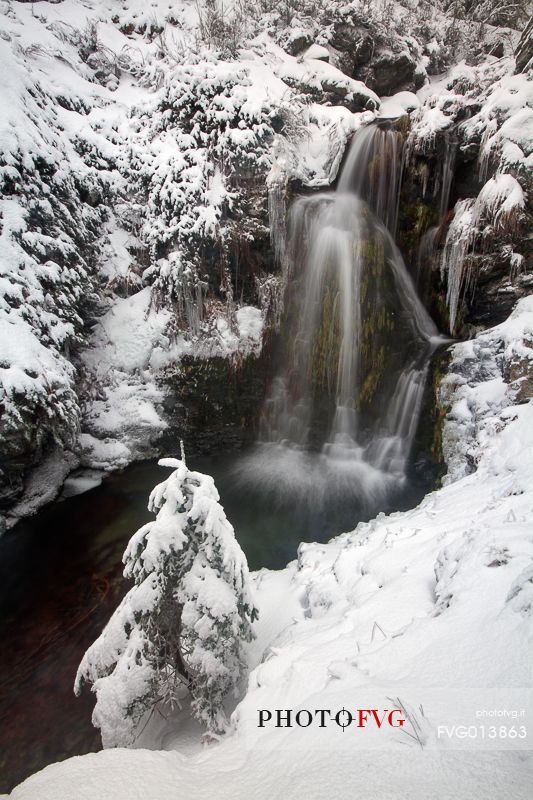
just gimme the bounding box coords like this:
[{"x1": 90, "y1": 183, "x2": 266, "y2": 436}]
[
  {"x1": 0, "y1": 433, "x2": 44, "y2": 510},
  {"x1": 159, "y1": 353, "x2": 271, "y2": 456},
  {"x1": 504, "y1": 341, "x2": 533, "y2": 403},
  {"x1": 329, "y1": 22, "x2": 374, "y2": 74},
  {"x1": 399, "y1": 125, "x2": 531, "y2": 335},
  {"x1": 327, "y1": 13, "x2": 421, "y2": 96},
  {"x1": 515, "y1": 16, "x2": 533, "y2": 73},
  {"x1": 399, "y1": 47, "x2": 532, "y2": 337},
  {"x1": 360, "y1": 50, "x2": 421, "y2": 95},
  {"x1": 286, "y1": 29, "x2": 314, "y2": 56}
]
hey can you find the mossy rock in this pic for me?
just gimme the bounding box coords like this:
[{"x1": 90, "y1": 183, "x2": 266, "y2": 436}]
[{"x1": 158, "y1": 352, "x2": 271, "y2": 456}]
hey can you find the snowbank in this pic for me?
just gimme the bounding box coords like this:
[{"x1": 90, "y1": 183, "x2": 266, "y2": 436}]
[{"x1": 9, "y1": 297, "x2": 533, "y2": 796}]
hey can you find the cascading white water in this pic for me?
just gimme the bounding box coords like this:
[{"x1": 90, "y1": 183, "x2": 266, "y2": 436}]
[
  {"x1": 338, "y1": 124, "x2": 404, "y2": 235},
  {"x1": 236, "y1": 124, "x2": 442, "y2": 512}
]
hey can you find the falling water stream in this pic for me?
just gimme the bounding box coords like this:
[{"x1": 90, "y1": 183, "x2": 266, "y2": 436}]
[{"x1": 236, "y1": 123, "x2": 442, "y2": 515}]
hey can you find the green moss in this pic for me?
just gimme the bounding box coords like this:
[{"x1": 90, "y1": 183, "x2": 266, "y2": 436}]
[
  {"x1": 310, "y1": 279, "x2": 341, "y2": 394},
  {"x1": 393, "y1": 115, "x2": 411, "y2": 136},
  {"x1": 158, "y1": 351, "x2": 270, "y2": 453},
  {"x1": 360, "y1": 345, "x2": 385, "y2": 404},
  {"x1": 358, "y1": 236, "x2": 398, "y2": 408},
  {"x1": 398, "y1": 199, "x2": 439, "y2": 263}
]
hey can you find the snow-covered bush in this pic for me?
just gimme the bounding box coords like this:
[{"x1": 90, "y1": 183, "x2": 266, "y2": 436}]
[
  {"x1": 0, "y1": 15, "x2": 117, "y2": 502},
  {"x1": 125, "y1": 61, "x2": 281, "y2": 324},
  {"x1": 196, "y1": 0, "x2": 249, "y2": 57},
  {"x1": 444, "y1": 0, "x2": 529, "y2": 30},
  {"x1": 75, "y1": 455, "x2": 258, "y2": 746}
]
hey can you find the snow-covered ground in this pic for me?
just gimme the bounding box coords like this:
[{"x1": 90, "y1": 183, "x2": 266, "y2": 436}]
[
  {"x1": 1, "y1": 1, "x2": 532, "y2": 795},
  {"x1": 8, "y1": 300, "x2": 533, "y2": 798}
]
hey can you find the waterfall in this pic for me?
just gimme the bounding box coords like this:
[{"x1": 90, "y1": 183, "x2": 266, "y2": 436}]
[
  {"x1": 338, "y1": 124, "x2": 404, "y2": 234},
  {"x1": 236, "y1": 123, "x2": 441, "y2": 513}
]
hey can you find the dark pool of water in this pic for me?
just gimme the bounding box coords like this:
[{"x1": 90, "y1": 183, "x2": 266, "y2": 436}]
[{"x1": 0, "y1": 450, "x2": 429, "y2": 792}]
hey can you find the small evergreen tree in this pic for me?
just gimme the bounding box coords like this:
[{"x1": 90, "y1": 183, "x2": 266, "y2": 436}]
[{"x1": 75, "y1": 452, "x2": 258, "y2": 747}]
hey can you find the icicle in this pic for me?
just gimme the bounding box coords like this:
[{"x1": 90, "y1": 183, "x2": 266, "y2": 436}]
[
  {"x1": 440, "y1": 199, "x2": 476, "y2": 334},
  {"x1": 267, "y1": 181, "x2": 289, "y2": 277},
  {"x1": 509, "y1": 251, "x2": 524, "y2": 280},
  {"x1": 439, "y1": 138, "x2": 457, "y2": 219},
  {"x1": 479, "y1": 118, "x2": 498, "y2": 182},
  {"x1": 151, "y1": 251, "x2": 206, "y2": 335},
  {"x1": 255, "y1": 274, "x2": 285, "y2": 333},
  {"x1": 421, "y1": 162, "x2": 429, "y2": 200},
  {"x1": 441, "y1": 172, "x2": 525, "y2": 333}
]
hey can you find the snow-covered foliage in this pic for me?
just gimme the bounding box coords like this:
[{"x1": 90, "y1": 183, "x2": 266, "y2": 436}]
[
  {"x1": 444, "y1": 0, "x2": 530, "y2": 29},
  {"x1": 128, "y1": 61, "x2": 278, "y2": 310},
  {"x1": 75, "y1": 455, "x2": 257, "y2": 745},
  {"x1": 0, "y1": 6, "x2": 116, "y2": 483}
]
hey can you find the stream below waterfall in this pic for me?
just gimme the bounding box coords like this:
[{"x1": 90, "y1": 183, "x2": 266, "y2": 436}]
[{"x1": 0, "y1": 121, "x2": 449, "y2": 791}]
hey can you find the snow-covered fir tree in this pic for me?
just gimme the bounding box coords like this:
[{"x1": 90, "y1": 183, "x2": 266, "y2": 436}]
[{"x1": 74, "y1": 452, "x2": 258, "y2": 746}]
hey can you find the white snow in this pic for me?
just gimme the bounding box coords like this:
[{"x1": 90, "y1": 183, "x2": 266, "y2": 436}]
[
  {"x1": 9, "y1": 296, "x2": 533, "y2": 798},
  {"x1": 302, "y1": 44, "x2": 330, "y2": 62},
  {"x1": 1, "y1": 1, "x2": 532, "y2": 794},
  {"x1": 379, "y1": 91, "x2": 420, "y2": 119}
]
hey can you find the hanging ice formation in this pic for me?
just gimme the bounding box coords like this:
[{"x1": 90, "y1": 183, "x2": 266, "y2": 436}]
[{"x1": 440, "y1": 173, "x2": 525, "y2": 334}]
